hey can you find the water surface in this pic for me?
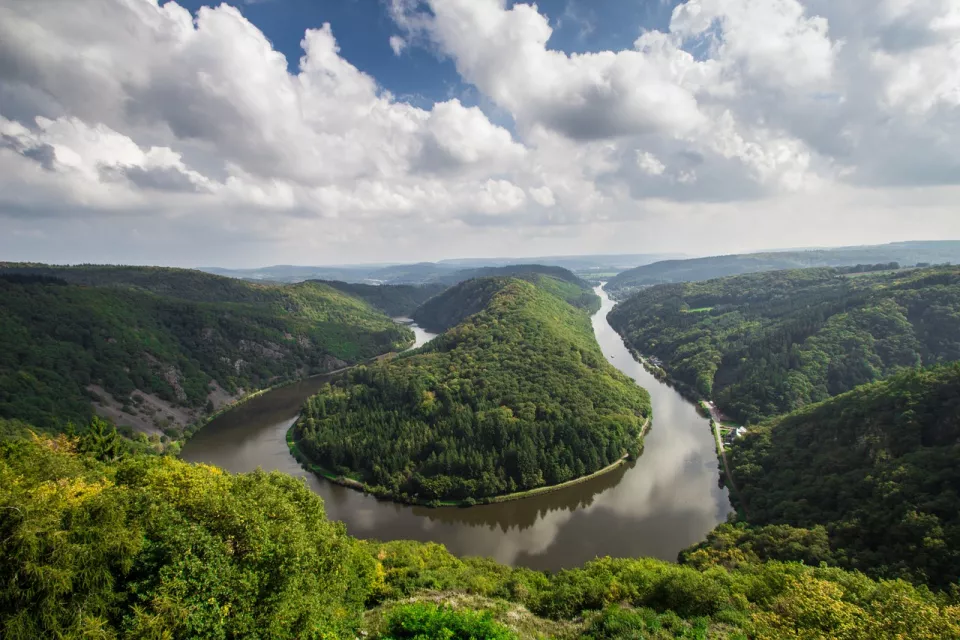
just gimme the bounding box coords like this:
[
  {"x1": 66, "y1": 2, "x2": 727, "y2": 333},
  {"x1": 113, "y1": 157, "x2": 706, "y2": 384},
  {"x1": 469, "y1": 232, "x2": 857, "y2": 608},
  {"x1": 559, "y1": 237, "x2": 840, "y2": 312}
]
[{"x1": 182, "y1": 292, "x2": 732, "y2": 570}]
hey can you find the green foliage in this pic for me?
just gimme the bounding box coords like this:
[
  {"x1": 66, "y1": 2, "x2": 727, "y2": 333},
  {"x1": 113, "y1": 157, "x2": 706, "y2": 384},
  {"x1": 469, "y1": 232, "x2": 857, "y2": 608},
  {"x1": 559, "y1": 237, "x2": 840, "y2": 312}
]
[
  {"x1": 3, "y1": 431, "x2": 960, "y2": 639},
  {"x1": 582, "y1": 606, "x2": 710, "y2": 639},
  {"x1": 609, "y1": 266, "x2": 960, "y2": 423},
  {"x1": 78, "y1": 416, "x2": 125, "y2": 462},
  {"x1": 366, "y1": 540, "x2": 960, "y2": 640},
  {"x1": 680, "y1": 522, "x2": 837, "y2": 572},
  {"x1": 412, "y1": 277, "x2": 509, "y2": 333},
  {"x1": 0, "y1": 267, "x2": 412, "y2": 431},
  {"x1": 606, "y1": 240, "x2": 960, "y2": 294},
  {"x1": 317, "y1": 280, "x2": 448, "y2": 317},
  {"x1": 295, "y1": 277, "x2": 650, "y2": 502},
  {"x1": 414, "y1": 268, "x2": 599, "y2": 331},
  {"x1": 378, "y1": 603, "x2": 517, "y2": 640},
  {"x1": 0, "y1": 435, "x2": 375, "y2": 639},
  {"x1": 727, "y1": 365, "x2": 960, "y2": 588}
]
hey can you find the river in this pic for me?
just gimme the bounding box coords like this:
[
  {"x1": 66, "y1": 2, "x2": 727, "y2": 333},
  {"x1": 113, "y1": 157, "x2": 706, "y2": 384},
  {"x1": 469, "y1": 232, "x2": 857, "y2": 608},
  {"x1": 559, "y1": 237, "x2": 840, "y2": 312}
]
[{"x1": 181, "y1": 286, "x2": 732, "y2": 571}]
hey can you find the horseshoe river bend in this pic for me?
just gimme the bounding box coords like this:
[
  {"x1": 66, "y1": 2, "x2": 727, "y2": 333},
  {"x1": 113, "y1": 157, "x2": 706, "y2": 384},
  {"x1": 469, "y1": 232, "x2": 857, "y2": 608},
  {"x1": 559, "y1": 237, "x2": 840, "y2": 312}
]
[{"x1": 181, "y1": 285, "x2": 732, "y2": 571}]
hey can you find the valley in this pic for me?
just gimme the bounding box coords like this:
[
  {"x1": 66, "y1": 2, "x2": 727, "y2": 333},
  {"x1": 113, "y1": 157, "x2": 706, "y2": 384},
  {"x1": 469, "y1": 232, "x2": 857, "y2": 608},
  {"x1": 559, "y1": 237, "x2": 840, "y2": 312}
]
[
  {"x1": 5, "y1": 2, "x2": 960, "y2": 634},
  {"x1": 4, "y1": 253, "x2": 960, "y2": 639},
  {"x1": 181, "y1": 284, "x2": 732, "y2": 571}
]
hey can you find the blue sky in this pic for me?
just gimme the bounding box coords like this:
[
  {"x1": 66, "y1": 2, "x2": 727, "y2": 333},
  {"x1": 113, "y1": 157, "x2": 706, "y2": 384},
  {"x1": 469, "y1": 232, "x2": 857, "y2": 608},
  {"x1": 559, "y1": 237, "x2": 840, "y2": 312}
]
[
  {"x1": 176, "y1": 0, "x2": 681, "y2": 116},
  {"x1": 1, "y1": 0, "x2": 958, "y2": 266}
]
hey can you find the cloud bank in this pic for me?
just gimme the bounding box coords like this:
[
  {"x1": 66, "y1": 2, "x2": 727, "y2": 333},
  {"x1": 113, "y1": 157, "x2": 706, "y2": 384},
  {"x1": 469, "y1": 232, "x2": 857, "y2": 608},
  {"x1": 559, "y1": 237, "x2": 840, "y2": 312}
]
[{"x1": 1, "y1": 0, "x2": 958, "y2": 265}]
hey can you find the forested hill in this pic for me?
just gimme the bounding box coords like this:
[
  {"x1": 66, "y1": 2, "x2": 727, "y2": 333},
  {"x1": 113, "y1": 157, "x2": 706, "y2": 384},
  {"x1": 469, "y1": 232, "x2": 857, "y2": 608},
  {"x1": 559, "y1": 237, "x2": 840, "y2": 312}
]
[
  {"x1": 0, "y1": 270, "x2": 412, "y2": 437},
  {"x1": 724, "y1": 365, "x2": 960, "y2": 588},
  {"x1": 439, "y1": 264, "x2": 584, "y2": 285},
  {"x1": 0, "y1": 262, "x2": 277, "y2": 303},
  {"x1": 608, "y1": 266, "x2": 960, "y2": 423},
  {"x1": 413, "y1": 267, "x2": 599, "y2": 332},
  {"x1": 294, "y1": 277, "x2": 650, "y2": 503},
  {"x1": 7, "y1": 432, "x2": 959, "y2": 639},
  {"x1": 315, "y1": 280, "x2": 447, "y2": 317},
  {"x1": 605, "y1": 240, "x2": 960, "y2": 296},
  {"x1": 411, "y1": 277, "x2": 512, "y2": 333}
]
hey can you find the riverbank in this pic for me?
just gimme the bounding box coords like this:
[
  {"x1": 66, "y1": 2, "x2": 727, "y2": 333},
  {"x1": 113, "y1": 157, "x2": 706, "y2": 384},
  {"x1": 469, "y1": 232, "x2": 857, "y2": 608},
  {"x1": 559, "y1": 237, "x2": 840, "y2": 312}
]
[
  {"x1": 617, "y1": 342, "x2": 743, "y2": 510},
  {"x1": 181, "y1": 283, "x2": 730, "y2": 569},
  {"x1": 287, "y1": 417, "x2": 652, "y2": 508},
  {"x1": 700, "y1": 401, "x2": 746, "y2": 516},
  {"x1": 179, "y1": 368, "x2": 342, "y2": 446},
  {"x1": 177, "y1": 342, "x2": 414, "y2": 449}
]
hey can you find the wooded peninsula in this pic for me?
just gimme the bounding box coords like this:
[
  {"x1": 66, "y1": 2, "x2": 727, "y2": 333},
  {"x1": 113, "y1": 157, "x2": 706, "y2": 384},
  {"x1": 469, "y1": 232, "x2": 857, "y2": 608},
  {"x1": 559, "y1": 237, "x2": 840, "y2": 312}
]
[{"x1": 292, "y1": 276, "x2": 651, "y2": 504}]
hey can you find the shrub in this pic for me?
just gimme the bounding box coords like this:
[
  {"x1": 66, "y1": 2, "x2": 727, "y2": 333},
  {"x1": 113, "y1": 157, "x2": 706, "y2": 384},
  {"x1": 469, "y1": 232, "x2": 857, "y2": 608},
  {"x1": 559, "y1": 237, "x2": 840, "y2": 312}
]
[{"x1": 379, "y1": 603, "x2": 516, "y2": 640}]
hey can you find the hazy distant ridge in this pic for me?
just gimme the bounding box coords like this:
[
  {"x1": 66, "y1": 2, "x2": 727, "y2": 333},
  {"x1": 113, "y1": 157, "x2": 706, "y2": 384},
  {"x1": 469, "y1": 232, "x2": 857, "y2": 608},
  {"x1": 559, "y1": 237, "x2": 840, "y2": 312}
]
[{"x1": 606, "y1": 241, "x2": 960, "y2": 295}]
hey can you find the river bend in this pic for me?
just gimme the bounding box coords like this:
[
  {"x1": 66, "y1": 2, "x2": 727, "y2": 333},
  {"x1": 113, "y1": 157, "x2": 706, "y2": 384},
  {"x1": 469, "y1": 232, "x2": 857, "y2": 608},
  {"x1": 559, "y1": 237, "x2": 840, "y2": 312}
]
[{"x1": 181, "y1": 288, "x2": 732, "y2": 570}]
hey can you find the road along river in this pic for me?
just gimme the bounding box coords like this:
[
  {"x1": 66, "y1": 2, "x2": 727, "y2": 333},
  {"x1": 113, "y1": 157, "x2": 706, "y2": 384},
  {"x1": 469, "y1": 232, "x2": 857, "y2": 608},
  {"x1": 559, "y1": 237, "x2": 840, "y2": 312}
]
[{"x1": 181, "y1": 288, "x2": 732, "y2": 571}]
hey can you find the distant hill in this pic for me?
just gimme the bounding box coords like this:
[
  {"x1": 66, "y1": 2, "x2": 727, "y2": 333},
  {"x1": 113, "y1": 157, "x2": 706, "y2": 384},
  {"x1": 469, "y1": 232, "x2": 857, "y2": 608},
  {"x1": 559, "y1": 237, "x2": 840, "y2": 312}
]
[
  {"x1": 606, "y1": 241, "x2": 960, "y2": 296},
  {"x1": 415, "y1": 266, "x2": 599, "y2": 331},
  {"x1": 724, "y1": 365, "x2": 960, "y2": 588},
  {"x1": 293, "y1": 276, "x2": 650, "y2": 503},
  {"x1": 435, "y1": 264, "x2": 583, "y2": 285},
  {"x1": 365, "y1": 262, "x2": 461, "y2": 284},
  {"x1": 437, "y1": 252, "x2": 684, "y2": 272},
  {"x1": 198, "y1": 252, "x2": 679, "y2": 285},
  {"x1": 608, "y1": 265, "x2": 960, "y2": 424},
  {"x1": 312, "y1": 280, "x2": 447, "y2": 317},
  {"x1": 412, "y1": 277, "x2": 510, "y2": 334},
  {"x1": 0, "y1": 265, "x2": 412, "y2": 436},
  {"x1": 202, "y1": 264, "x2": 383, "y2": 284},
  {"x1": 0, "y1": 263, "x2": 279, "y2": 303}
]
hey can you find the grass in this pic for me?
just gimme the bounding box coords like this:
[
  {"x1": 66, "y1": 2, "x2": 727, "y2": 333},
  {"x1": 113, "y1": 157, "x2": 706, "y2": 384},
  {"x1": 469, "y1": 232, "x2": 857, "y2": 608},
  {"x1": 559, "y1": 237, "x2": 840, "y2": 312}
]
[
  {"x1": 362, "y1": 592, "x2": 583, "y2": 640},
  {"x1": 683, "y1": 307, "x2": 715, "y2": 313}
]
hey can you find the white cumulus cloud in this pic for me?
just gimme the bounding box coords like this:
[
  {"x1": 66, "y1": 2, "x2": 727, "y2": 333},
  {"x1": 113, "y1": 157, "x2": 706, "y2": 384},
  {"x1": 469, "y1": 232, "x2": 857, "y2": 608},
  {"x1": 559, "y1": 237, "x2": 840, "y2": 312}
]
[{"x1": 0, "y1": 0, "x2": 958, "y2": 265}]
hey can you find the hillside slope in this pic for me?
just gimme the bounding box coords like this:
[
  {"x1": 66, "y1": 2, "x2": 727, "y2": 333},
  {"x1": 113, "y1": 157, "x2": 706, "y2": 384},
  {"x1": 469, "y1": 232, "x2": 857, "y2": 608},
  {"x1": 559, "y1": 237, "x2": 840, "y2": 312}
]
[
  {"x1": 4, "y1": 432, "x2": 959, "y2": 639},
  {"x1": 0, "y1": 263, "x2": 280, "y2": 303},
  {"x1": 0, "y1": 270, "x2": 412, "y2": 434},
  {"x1": 726, "y1": 365, "x2": 960, "y2": 588},
  {"x1": 295, "y1": 277, "x2": 649, "y2": 503},
  {"x1": 316, "y1": 280, "x2": 447, "y2": 317},
  {"x1": 414, "y1": 266, "x2": 599, "y2": 331},
  {"x1": 608, "y1": 266, "x2": 960, "y2": 423},
  {"x1": 606, "y1": 240, "x2": 960, "y2": 296}
]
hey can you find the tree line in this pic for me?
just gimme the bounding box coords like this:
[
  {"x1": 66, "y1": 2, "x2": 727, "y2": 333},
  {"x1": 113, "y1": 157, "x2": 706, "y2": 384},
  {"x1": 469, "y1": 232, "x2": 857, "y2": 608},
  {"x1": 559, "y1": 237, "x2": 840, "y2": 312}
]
[
  {"x1": 723, "y1": 364, "x2": 960, "y2": 589},
  {"x1": 609, "y1": 266, "x2": 960, "y2": 424}
]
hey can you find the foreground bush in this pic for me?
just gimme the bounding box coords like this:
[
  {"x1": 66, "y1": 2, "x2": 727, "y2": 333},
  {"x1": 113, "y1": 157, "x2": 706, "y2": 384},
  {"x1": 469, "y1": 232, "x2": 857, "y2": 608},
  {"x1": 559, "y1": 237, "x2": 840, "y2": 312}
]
[
  {"x1": 3, "y1": 433, "x2": 959, "y2": 639},
  {"x1": 378, "y1": 603, "x2": 516, "y2": 640},
  {"x1": 0, "y1": 435, "x2": 374, "y2": 639}
]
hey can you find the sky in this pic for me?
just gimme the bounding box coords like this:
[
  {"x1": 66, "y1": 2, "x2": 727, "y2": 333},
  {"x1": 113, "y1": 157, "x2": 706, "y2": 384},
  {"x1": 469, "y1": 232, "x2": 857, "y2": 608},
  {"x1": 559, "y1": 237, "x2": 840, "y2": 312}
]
[{"x1": 1, "y1": 0, "x2": 959, "y2": 268}]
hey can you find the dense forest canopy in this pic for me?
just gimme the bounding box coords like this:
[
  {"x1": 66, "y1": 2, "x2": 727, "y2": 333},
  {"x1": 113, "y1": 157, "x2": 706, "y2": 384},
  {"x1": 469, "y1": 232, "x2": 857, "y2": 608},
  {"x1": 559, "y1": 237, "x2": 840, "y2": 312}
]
[
  {"x1": 0, "y1": 266, "x2": 412, "y2": 434},
  {"x1": 3, "y1": 431, "x2": 959, "y2": 639},
  {"x1": 0, "y1": 262, "x2": 282, "y2": 303},
  {"x1": 413, "y1": 268, "x2": 600, "y2": 332},
  {"x1": 0, "y1": 432, "x2": 375, "y2": 639},
  {"x1": 605, "y1": 240, "x2": 960, "y2": 296},
  {"x1": 294, "y1": 277, "x2": 649, "y2": 503},
  {"x1": 434, "y1": 264, "x2": 584, "y2": 285},
  {"x1": 200, "y1": 253, "x2": 670, "y2": 286},
  {"x1": 313, "y1": 279, "x2": 447, "y2": 317},
  {"x1": 724, "y1": 365, "x2": 960, "y2": 589},
  {"x1": 608, "y1": 266, "x2": 960, "y2": 423}
]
